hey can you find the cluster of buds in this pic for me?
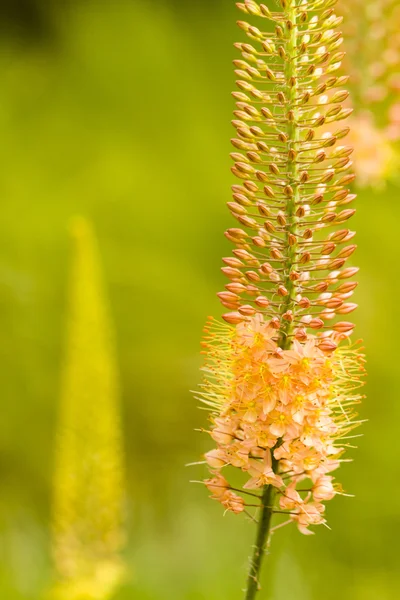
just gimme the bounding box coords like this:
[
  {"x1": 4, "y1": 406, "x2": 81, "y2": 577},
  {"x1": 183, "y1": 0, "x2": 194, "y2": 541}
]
[
  {"x1": 223, "y1": 0, "x2": 358, "y2": 347},
  {"x1": 196, "y1": 0, "x2": 365, "y2": 537},
  {"x1": 339, "y1": 0, "x2": 400, "y2": 185}
]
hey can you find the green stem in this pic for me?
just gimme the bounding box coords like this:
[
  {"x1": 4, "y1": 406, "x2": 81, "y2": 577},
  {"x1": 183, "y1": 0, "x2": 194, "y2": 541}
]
[
  {"x1": 244, "y1": 484, "x2": 276, "y2": 600},
  {"x1": 244, "y1": 2, "x2": 299, "y2": 598},
  {"x1": 279, "y1": 0, "x2": 299, "y2": 351}
]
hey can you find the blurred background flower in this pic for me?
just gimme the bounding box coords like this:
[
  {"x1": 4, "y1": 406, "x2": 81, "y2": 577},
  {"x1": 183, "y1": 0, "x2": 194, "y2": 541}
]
[
  {"x1": 51, "y1": 217, "x2": 125, "y2": 600},
  {"x1": 339, "y1": 0, "x2": 400, "y2": 186},
  {"x1": 0, "y1": 1, "x2": 399, "y2": 599}
]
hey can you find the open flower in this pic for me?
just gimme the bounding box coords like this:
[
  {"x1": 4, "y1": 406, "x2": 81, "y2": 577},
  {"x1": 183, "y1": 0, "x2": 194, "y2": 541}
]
[
  {"x1": 244, "y1": 454, "x2": 284, "y2": 490},
  {"x1": 205, "y1": 471, "x2": 230, "y2": 500},
  {"x1": 222, "y1": 491, "x2": 245, "y2": 514},
  {"x1": 292, "y1": 502, "x2": 326, "y2": 536},
  {"x1": 280, "y1": 483, "x2": 303, "y2": 511},
  {"x1": 313, "y1": 476, "x2": 336, "y2": 502}
]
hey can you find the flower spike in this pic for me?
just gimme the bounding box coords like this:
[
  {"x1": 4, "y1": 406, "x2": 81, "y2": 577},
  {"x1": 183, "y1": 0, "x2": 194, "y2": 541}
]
[
  {"x1": 195, "y1": 2, "x2": 365, "y2": 598},
  {"x1": 52, "y1": 218, "x2": 126, "y2": 600}
]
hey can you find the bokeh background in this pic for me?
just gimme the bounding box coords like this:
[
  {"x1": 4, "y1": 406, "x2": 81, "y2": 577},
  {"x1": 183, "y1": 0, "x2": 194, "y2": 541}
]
[{"x1": 1, "y1": 0, "x2": 399, "y2": 598}]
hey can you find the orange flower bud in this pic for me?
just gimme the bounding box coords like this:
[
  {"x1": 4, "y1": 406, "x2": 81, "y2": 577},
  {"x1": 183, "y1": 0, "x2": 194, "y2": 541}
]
[
  {"x1": 333, "y1": 321, "x2": 355, "y2": 333},
  {"x1": 309, "y1": 318, "x2": 324, "y2": 329},
  {"x1": 222, "y1": 312, "x2": 246, "y2": 324}
]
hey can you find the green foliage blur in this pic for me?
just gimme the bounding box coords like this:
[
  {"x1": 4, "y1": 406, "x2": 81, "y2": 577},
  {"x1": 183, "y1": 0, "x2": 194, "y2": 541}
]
[{"x1": 0, "y1": 1, "x2": 399, "y2": 598}]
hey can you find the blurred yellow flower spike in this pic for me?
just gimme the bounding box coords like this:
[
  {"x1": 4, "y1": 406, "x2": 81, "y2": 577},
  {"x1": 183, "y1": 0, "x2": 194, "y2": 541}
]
[{"x1": 51, "y1": 217, "x2": 126, "y2": 600}]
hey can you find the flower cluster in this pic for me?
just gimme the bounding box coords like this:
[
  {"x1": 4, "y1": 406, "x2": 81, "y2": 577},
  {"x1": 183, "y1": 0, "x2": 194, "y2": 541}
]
[
  {"x1": 199, "y1": 315, "x2": 364, "y2": 534},
  {"x1": 339, "y1": 0, "x2": 400, "y2": 185},
  {"x1": 195, "y1": 0, "x2": 365, "y2": 542}
]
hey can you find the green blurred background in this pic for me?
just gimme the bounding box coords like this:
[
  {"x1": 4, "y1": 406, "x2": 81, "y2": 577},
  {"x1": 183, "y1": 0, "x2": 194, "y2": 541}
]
[{"x1": 0, "y1": 0, "x2": 399, "y2": 598}]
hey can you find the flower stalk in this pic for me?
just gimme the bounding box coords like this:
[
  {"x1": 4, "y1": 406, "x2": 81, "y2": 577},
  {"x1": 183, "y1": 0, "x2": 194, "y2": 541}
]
[
  {"x1": 195, "y1": 0, "x2": 366, "y2": 597},
  {"x1": 245, "y1": 483, "x2": 276, "y2": 600},
  {"x1": 278, "y1": 0, "x2": 299, "y2": 351}
]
